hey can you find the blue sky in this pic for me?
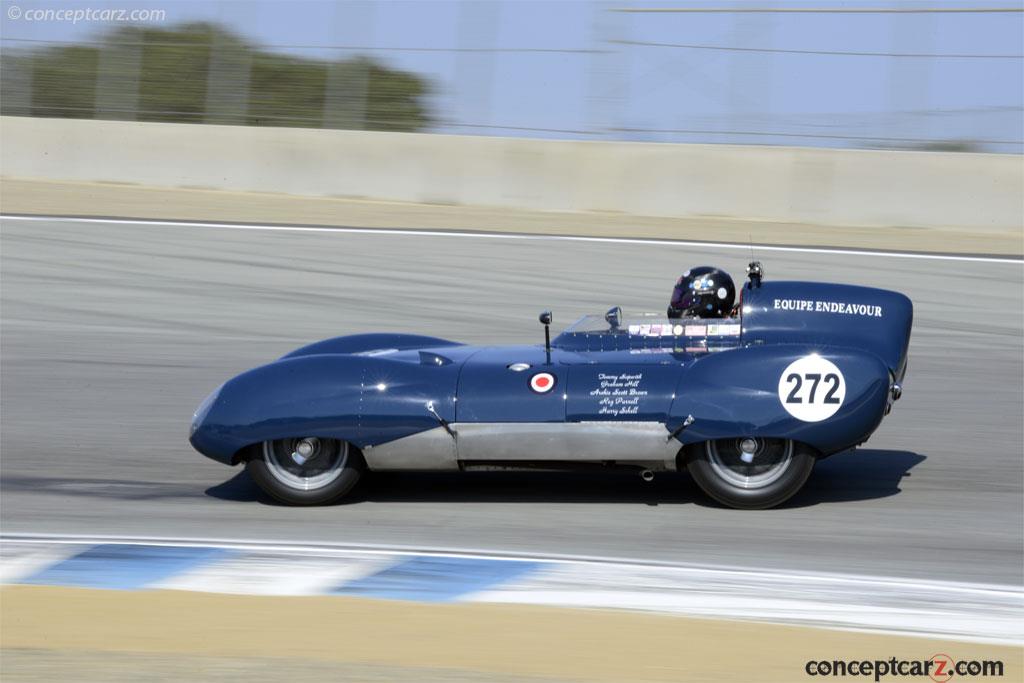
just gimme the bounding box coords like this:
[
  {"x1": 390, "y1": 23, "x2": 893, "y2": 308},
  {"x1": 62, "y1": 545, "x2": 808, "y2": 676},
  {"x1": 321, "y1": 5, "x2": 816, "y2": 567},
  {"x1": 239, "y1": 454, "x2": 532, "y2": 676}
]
[{"x1": 2, "y1": 0, "x2": 1022, "y2": 150}]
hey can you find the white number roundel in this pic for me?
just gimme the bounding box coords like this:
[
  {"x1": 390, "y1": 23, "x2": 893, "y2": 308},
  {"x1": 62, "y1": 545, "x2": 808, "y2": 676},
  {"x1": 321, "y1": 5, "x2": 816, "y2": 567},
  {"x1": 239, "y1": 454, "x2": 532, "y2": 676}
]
[{"x1": 777, "y1": 355, "x2": 846, "y2": 422}]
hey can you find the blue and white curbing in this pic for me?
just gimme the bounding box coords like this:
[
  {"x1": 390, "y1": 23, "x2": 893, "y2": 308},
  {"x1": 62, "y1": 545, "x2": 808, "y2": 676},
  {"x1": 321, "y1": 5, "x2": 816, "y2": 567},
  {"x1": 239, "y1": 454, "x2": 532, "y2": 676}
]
[{"x1": 2, "y1": 534, "x2": 1020, "y2": 645}]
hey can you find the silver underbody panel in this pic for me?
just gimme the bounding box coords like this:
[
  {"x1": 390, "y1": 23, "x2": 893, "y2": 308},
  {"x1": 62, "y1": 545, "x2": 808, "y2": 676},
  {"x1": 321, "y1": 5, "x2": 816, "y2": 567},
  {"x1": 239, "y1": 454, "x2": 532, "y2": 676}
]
[
  {"x1": 362, "y1": 427, "x2": 457, "y2": 470},
  {"x1": 363, "y1": 422, "x2": 683, "y2": 471}
]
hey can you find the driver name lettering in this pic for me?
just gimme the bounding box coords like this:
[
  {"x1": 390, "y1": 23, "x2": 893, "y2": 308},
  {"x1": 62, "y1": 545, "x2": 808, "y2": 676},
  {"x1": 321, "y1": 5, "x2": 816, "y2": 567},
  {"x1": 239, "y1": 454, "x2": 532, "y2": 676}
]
[
  {"x1": 591, "y1": 373, "x2": 648, "y2": 416},
  {"x1": 773, "y1": 299, "x2": 883, "y2": 318}
]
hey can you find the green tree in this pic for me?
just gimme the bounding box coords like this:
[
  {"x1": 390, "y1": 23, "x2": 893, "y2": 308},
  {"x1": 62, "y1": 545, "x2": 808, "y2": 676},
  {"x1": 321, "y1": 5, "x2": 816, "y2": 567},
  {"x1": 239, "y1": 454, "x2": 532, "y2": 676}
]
[{"x1": 1, "y1": 22, "x2": 433, "y2": 132}]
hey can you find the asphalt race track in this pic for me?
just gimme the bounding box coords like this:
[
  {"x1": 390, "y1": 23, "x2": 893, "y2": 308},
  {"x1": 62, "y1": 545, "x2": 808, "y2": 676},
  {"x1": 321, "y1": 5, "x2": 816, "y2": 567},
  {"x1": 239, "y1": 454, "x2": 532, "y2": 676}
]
[{"x1": 2, "y1": 217, "x2": 1021, "y2": 585}]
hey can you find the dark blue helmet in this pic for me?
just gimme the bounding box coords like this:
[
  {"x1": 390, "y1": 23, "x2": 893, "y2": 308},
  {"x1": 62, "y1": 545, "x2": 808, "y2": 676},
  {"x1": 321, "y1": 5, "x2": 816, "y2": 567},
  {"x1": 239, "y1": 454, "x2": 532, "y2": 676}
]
[{"x1": 668, "y1": 266, "x2": 735, "y2": 319}]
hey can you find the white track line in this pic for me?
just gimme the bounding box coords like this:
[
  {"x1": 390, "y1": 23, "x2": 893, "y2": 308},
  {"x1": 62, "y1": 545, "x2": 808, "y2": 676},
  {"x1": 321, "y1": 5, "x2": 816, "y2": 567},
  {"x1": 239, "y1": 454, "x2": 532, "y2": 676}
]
[{"x1": 3, "y1": 214, "x2": 1021, "y2": 265}]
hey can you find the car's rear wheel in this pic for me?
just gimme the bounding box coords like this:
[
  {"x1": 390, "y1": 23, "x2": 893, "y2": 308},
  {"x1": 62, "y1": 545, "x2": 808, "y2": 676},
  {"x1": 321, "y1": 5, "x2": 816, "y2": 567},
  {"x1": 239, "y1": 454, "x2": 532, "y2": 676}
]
[
  {"x1": 686, "y1": 437, "x2": 815, "y2": 510},
  {"x1": 246, "y1": 437, "x2": 363, "y2": 505}
]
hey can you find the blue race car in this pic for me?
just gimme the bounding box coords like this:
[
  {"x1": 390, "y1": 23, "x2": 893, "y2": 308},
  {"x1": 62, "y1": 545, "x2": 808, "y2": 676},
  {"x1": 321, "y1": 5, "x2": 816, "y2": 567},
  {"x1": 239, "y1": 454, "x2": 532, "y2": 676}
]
[{"x1": 189, "y1": 263, "x2": 912, "y2": 510}]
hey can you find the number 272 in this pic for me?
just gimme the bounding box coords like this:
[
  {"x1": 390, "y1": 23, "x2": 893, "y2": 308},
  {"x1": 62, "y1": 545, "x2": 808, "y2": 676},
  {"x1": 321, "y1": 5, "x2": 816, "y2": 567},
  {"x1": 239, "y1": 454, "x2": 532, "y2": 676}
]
[{"x1": 785, "y1": 373, "x2": 841, "y2": 404}]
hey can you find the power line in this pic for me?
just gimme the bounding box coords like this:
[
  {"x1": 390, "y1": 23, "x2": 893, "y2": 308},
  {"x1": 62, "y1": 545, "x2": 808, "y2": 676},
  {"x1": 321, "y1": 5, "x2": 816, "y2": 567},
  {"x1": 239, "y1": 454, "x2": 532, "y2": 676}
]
[
  {"x1": 610, "y1": 127, "x2": 1023, "y2": 145},
  {"x1": 614, "y1": 39, "x2": 1024, "y2": 59},
  {"x1": 5, "y1": 108, "x2": 1017, "y2": 146},
  {"x1": 440, "y1": 122, "x2": 600, "y2": 135},
  {"x1": 0, "y1": 37, "x2": 602, "y2": 55},
  {"x1": 614, "y1": 7, "x2": 1024, "y2": 14},
  {"x1": 3, "y1": 106, "x2": 400, "y2": 125},
  {"x1": 7, "y1": 35, "x2": 1020, "y2": 60}
]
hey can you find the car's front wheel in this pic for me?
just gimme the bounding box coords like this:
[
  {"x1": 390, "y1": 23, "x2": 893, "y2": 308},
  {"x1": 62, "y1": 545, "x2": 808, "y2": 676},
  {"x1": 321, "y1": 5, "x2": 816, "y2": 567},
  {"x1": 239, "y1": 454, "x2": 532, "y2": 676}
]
[
  {"x1": 246, "y1": 437, "x2": 363, "y2": 505},
  {"x1": 686, "y1": 438, "x2": 815, "y2": 510}
]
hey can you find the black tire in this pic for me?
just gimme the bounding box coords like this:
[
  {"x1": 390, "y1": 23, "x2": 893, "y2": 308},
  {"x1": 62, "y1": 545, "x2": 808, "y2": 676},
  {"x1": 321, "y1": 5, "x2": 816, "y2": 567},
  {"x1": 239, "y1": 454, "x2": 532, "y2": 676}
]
[
  {"x1": 246, "y1": 437, "x2": 363, "y2": 506},
  {"x1": 685, "y1": 438, "x2": 815, "y2": 510}
]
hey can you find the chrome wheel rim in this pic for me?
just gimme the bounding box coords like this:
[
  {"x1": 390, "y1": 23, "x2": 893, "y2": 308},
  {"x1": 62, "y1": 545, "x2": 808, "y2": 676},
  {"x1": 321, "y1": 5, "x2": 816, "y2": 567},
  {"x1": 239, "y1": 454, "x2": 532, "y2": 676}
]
[
  {"x1": 706, "y1": 438, "x2": 793, "y2": 489},
  {"x1": 263, "y1": 438, "x2": 348, "y2": 491}
]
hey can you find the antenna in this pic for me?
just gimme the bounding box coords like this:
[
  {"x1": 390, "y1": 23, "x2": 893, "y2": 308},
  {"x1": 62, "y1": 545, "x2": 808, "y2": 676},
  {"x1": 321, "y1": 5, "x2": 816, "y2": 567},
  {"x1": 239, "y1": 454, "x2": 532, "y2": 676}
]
[{"x1": 539, "y1": 310, "x2": 552, "y2": 363}]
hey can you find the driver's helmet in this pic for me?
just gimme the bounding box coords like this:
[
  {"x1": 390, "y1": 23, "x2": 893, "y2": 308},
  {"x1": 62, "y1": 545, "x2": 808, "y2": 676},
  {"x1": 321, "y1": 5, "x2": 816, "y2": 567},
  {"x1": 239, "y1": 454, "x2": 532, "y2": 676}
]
[{"x1": 667, "y1": 266, "x2": 735, "y2": 319}]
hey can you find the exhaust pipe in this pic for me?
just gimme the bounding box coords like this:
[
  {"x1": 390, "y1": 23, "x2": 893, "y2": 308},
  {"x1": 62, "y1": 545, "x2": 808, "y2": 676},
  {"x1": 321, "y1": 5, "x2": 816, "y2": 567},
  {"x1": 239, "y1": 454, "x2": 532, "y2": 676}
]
[{"x1": 640, "y1": 470, "x2": 655, "y2": 482}]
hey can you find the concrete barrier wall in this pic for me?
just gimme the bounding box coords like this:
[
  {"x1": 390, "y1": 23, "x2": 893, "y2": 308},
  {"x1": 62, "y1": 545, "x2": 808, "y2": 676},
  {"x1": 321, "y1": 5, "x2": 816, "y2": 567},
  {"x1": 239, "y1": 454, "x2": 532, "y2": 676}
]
[{"x1": 2, "y1": 116, "x2": 1021, "y2": 230}]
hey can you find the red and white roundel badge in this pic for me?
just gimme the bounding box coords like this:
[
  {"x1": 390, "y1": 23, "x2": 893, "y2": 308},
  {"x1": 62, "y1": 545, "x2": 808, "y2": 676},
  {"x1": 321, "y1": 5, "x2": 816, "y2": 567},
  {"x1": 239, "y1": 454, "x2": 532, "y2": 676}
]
[{"x1": 529, "y1": 372, "x2": 556, "y2": 394}]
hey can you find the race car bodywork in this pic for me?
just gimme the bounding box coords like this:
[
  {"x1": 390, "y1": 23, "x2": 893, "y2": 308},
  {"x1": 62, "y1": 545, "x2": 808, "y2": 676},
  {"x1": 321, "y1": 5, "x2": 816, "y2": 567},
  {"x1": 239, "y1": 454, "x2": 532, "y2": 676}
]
[{"x1": 190, "y1": 269, "x2": 912, "y2": 509}]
